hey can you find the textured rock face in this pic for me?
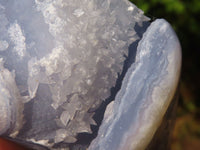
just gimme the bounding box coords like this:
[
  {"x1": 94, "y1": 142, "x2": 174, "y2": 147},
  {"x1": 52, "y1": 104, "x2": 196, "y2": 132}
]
[{"x1": 0, "y1": 0, "x2": 149, "y2": 148}]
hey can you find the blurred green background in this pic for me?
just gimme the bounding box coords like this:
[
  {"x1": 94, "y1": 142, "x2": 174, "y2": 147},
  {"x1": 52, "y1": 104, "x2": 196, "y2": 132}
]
[{"x1": 130, "y1": 0, "x2": 200, "y2": 150}]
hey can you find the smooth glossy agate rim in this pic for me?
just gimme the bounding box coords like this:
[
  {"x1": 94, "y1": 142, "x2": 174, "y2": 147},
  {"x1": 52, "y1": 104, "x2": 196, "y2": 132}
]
[{"x1": 88, "y1": 19, "x2": 182, "y2": 150}]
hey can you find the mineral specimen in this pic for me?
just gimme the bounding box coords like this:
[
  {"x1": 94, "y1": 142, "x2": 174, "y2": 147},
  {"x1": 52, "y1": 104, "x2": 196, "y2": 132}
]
[
  {"x1": 0, "y1": 0, "x2": 151, "y2": 149},
  {"x1": 88, "y1": 19, "x2": 181, "y2": 150}
]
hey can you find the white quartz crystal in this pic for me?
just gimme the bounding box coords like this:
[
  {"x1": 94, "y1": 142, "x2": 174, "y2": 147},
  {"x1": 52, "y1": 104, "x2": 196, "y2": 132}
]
[
  {"x1": 8, "y1": 22, "x2": 26, "y2": 59},
  {"x1": 0, "y1": 0, "x2": 148, "y2": 147},
  {"x1": 0, "y1": 40, "x2": 9, "y2": 51}
]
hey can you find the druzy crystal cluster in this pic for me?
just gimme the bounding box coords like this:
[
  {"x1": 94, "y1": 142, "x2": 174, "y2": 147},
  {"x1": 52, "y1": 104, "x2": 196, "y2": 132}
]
[{"x1": 0, "y1": 0, "x2": 149, "y2": 147}]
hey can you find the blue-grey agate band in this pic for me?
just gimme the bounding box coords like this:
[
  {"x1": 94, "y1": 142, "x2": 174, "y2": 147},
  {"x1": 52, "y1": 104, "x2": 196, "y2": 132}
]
[{"x1": 88, "y1": 19, "x2": 182, "y2": 150}]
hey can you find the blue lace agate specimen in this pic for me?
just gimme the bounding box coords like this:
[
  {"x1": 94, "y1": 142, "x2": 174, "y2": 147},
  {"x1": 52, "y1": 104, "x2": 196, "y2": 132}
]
[{"x1": 0, "y1": 0, "x2": 181, "y2": 150}]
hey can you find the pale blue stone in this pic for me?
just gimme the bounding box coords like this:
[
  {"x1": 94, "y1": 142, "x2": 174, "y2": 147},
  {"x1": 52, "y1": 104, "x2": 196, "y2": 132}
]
[{"x1": 0, "y1": 0, "x2": 181, "y2": 149}]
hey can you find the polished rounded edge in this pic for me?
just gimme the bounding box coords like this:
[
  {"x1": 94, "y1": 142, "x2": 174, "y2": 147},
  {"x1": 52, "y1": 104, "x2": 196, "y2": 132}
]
[{"x1": 88, "y1": 19, "x2": 182, "y2": 150}]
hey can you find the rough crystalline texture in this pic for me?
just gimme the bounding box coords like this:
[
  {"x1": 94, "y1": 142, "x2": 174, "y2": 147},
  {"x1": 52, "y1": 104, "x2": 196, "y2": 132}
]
[
  {"x1": 88, "y1": 19, "x2": 181, "y2": 150},
  {"x1": 0, "y1": 58, "x2": 24, "y2": 137},
  {"x1": 0, "y1": 0, "x2": 149, "y2": 149}
]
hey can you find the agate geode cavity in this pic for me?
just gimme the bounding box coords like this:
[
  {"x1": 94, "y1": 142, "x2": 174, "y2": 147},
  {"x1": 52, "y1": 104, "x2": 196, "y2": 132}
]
[{"x1": 0, "y1": 0, "x2": 181, "y2": 150}]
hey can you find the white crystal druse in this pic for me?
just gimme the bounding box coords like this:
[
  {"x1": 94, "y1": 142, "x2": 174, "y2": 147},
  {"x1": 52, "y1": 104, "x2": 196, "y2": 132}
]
[{"x1": 0, "y1": 0, "x2": 148, "y2": 146}]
